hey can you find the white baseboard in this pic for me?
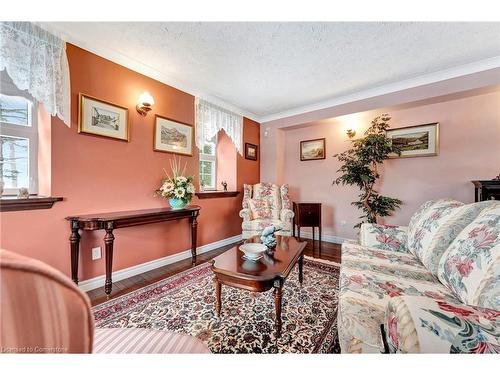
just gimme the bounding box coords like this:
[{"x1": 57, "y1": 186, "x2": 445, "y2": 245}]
[
  {"x1": 297, "y1": 230, "x2": 352, "y2": 244},
  {"x1": 78, "y1": 234, "x2": 242, "y2": 292}
]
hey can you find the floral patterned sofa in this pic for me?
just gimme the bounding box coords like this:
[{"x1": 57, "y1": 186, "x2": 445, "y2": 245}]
[
  {"x1": 239, "y1": 183, "x2": 294, "y2": 239},
  {"x1": 338, "y1": 199, "x2": 500, "y2": 353}
]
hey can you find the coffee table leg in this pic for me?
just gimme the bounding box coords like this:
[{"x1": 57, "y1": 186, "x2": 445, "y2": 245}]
[
  {"x1": 274, "y1": 285, "x2": 283, "y2": 338},
  {"x1": 214, "y1": 277, "x2": 222, "y2": 317},
  {"x1": 298, "y1": 255, "x2": 304, "y2": 285}
]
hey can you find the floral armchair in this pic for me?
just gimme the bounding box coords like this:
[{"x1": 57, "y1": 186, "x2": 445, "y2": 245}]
[{"x1": 239, "y1": 183, "x2": 294, "y2": 239}]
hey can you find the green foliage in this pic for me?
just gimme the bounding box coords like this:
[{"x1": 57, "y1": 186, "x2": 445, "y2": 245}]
[{"x1": 333, "y1": 114, "x2": 402, "y2": 228}]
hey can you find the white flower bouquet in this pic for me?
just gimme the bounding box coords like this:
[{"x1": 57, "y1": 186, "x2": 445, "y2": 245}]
[{"x1": 156, "y1": 157, "x2": 195, "y2": 209}]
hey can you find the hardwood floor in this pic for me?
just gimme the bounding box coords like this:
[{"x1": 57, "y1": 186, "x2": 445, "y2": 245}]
[{"x1": 87, "y1": 238, "x2": 341, "y2": 306}]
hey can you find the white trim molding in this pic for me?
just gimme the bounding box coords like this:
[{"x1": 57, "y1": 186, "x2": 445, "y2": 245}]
[
  {"x1": 297, "y1": 230, "x2": 353, "y2": 245},
  {"x1": 78, "y1": 234, "x2": 242, "y2": 292},
  {"x1": 37, "y1": 22, "x2": 260, "y2": 122},
  {"x1": 259, "y1": 56, "x2": 500, "y2": 124}
]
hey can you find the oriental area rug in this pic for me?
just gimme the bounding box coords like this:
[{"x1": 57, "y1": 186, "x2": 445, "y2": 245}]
[{"x1": 93, "y1": 257, "x2": 341, "y2": 353}]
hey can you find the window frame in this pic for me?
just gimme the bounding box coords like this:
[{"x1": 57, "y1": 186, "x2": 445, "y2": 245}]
[
  {"x1": 0, "y1": 80, "x2": 38, "y2": 196},
  {"x1": 199, "y1": 137, "x2": 217, "y2": 191}
]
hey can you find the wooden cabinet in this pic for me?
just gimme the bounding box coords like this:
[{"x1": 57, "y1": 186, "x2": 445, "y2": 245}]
[
  {"x1": 472, "y1": 180, "x2": 500, "y2": 202},
  {"x1": 292, "y1": 202, "x2": 322, "y2": 250}
]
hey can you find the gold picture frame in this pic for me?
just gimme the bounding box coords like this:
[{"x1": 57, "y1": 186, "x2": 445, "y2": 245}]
[
  {"x1": 300, "y1": 138, "x2": 326, "y2": 161},
  {"x1": 387, "y1": 123, "x2": 439, "y2": 158},
  {"x1": 78, "y1": 93, "x2": 130, "y2": 141},
  {"x1": 154, "y1": 115, "x2": 194, "y2": 156}
]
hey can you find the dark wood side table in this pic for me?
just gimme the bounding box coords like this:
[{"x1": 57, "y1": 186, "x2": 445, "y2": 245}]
[
  {"x1": 66, "y1": 206, "x2": 200, "y2": 296},
  {"x1": 471, "y1": 180, "x2": 500, "y2": 202},
  {"x1": 293, "y1": 202, "x2": 322, "y2": 251}
]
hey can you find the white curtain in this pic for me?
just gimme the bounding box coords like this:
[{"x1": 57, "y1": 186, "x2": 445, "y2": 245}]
[
  {"x1": 0, "y1": 22, "x2": 70, "y2": 126},
  {"x1": 195, "y1": 98, "x2": 243, "y2": 155}
]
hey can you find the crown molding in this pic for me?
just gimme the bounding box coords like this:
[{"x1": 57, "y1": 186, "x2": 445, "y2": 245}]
[
  {"x1": 37, "y1": 23, "x2": 500, "y2": 125},
  {"x1": 38, "y1": 22, "x2": 261, "y2": 122},
  {"x1": 259, "y1": 55, "x2": 500, "y2": 124}
]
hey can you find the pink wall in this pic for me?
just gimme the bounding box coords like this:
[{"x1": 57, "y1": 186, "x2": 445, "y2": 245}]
[
  {"x1": 0, "y1": 44, "x2": 260, "y2": 280},
  {"x1": 279, "y1": 90, "x2": 500, "y2": 239}
]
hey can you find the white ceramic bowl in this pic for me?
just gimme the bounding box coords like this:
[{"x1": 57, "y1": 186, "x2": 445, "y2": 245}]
[{"x1": 239, "y1": 243, "x2": 267, "y2": 260}]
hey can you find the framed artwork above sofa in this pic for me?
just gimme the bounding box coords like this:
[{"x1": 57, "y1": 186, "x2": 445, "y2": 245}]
[{"x1": 386, "y1": 123, "x2": 439, "y2": 158}]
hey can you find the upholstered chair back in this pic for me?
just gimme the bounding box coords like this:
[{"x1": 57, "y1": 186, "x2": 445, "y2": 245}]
[
  {"x1": 0, "y1": 249, "x2": 94, "y2": 353},
  {"x1": 251, "y1": 183, "x2": 281, "y2": 219}
]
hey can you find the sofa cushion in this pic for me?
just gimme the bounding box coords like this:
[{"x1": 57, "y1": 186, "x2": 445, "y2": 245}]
[
  {"x1": 438, "y1": 204, "x2": 500, "y2": 309},
  {"x1": 248, "y1": 198, "x2": 272, "y2": 220},
  {"x1": 421, "y1": 201, "x2": 499, "y2": 276},
  {"x1": 407, "y1": 199, "x2": 463, "y2": 261},
  {"x1": 242, "y1": 218, "x2": 292, "y2": 232},
  {"x1": 385, "y1": 296, "x2": 500, "y2": 353},
  {"x1": 338, "y1": 242, "x2": 457, "y2": 353},
  {"x1": 359, "y1": 223, "x2": 409, "y2": 253}
]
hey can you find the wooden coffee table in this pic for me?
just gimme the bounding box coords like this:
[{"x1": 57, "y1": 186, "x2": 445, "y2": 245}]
[{"x1": 211, "y1": 235, "x2": 307, "y2": 337}]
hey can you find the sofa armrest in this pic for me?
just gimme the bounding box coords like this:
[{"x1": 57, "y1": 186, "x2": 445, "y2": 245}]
[
  {"x1": 360, "y1": 223, "x2": 409, "y2": 253},
  {"x1": 384, "y1": 296, "x2": 500, "y2": 353},
  {"x1": 280, "y1": 208, "x2": 295, "y2": 223},
  {"x1": 239, "y1": 208, "x2": 252, "y2": 222}
]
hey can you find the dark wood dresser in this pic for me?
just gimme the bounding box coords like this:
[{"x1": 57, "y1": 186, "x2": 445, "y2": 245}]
[
  {"x1": 471, "y1": 180, "x2": 500, "y2": 202},
  {"x1": 292, "y1": 202, "x2": 322, "y2": 250}
]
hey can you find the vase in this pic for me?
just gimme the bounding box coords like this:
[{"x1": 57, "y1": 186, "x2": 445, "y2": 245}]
[{"x1": 168, "y1": 198, "x2": 188, "y2": 210}]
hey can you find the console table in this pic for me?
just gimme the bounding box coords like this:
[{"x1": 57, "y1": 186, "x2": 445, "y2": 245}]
[{"x1": 66, "y1": 206, "x2": 200, "y2": 295}]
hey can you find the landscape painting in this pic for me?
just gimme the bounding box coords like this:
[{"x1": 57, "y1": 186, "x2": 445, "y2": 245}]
[
  {"x1": 79, "y1": 93, "x2": 129, "y2": 141},
  {"x1": 92, "y1": 107, "x2": 120, "y2": 130},
  {"x1": 154, "y1": 115, "x2": 193, "y2": 156},
  {"x1": 387, "y1": 123, "x2": 439, "y2": 158},
  {"x1": 300, "y1": 138, "x2": 326, "y2": 161}
]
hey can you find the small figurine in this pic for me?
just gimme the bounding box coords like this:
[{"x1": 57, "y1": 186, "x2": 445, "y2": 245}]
[
  {"x1": 221, "y1": 181, "x2": 228, "y2": 191},
  {"x1": 260, "y1": 225, "x2": 281, "y2": 249},
  {"x1": 494, "y1": 173, "x2": 500, "y2": 181},
  {"x1": 17, "y1": 187, "x2": 29, "y2": 199}
]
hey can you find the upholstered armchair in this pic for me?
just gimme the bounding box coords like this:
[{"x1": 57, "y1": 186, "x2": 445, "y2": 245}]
[
  {"x1": 0, "y1": 249, "x2": 210, "y2": 354},
  {"x1": 239, "y1": 183, "x2": 294, "y2": 239}
]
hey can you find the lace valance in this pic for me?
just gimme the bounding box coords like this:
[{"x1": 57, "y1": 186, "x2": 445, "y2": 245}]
[
  {"x1": 0, "y1": 22, "x2": 70, "y2": 126},
  {"x1": 195, "y1": 98, "x2": 243, "y2": 155}
]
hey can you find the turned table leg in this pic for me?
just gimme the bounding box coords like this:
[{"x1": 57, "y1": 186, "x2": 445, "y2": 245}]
[
  {"x1": 298, "y1": 255, "x2": 304, "y2": 285},
  {"x1": 274, "y1": 281, "x2": 283, "y2": 338},
  {"x1": 104, "y1": 222, "x2": 115, "y2": 296},
  {"x1": 190, "y1": 213, "x2": 198, "y2": 265},
  {"x1": 214, "y1": 277, "x2": 222, "y2": 317},
  {"x1": 70, "y1": 220, "x2": 80, "y2": 284}
]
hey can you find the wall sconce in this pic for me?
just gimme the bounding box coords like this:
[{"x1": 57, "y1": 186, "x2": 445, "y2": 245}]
[
  {"x1": 346, "y1": 129, "x2": 356, "y2": 138},
  {"x1": 136, "y1": 92, "x2": 154, "y2": 116}
]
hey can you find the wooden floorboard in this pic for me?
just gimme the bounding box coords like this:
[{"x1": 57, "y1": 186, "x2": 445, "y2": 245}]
[{"x1": 87, "y1": 238, "x2": 341, "y2": 306}]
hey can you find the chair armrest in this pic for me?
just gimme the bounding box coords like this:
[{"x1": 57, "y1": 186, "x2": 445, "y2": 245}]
[
  {"x1": 280, "y1": 208, "x2": 295, "y2": 222},
  {"x1": 239, "y1": 208, "x2": 252, "y2": 222},
  {"x1": 360, "y1": 223, "x2": 409, "y2": 253},
  {"x1": 385, "y1": 296, "x2": 500, "y2": 353}
]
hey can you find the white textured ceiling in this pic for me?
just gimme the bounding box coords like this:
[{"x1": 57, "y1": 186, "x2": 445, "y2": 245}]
[{"x1": 48, "y1": 22, "x2": 500, "y2": 121}]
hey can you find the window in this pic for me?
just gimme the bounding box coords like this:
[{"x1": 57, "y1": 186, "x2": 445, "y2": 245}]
[
  {"x1": 0, "y1": 86, "x2": 38, "y2": 195},
  {"x1": 199, "y1": 136, "x2": 217, "y2": 190}
]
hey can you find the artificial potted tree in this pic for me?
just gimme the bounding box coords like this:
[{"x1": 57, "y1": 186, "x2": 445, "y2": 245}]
[{"x1": 334, "y1": 114, "x2": 402, "y2": 228}]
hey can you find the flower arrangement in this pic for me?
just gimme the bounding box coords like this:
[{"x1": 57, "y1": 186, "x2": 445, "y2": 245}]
[{"x1": 156, "y1": 157, "x2": 195, "y2": 209}]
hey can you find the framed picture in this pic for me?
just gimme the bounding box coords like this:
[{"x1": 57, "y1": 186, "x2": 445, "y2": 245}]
[
  {"x1": 245, "y1": 143, "x2": 258, "y2": 161},
  {"x1": 300, "y1": 138, "x2": 325, "y2": 161},
  {"x1": 154, "y1": 115, "x2": 194, "y2": 156},
  {"x1": 78, "y1": 93, "x2": 129, "y2": 141},
  {"x1": 387, "y1": 123, "x2": 439, "y2": 158}
]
